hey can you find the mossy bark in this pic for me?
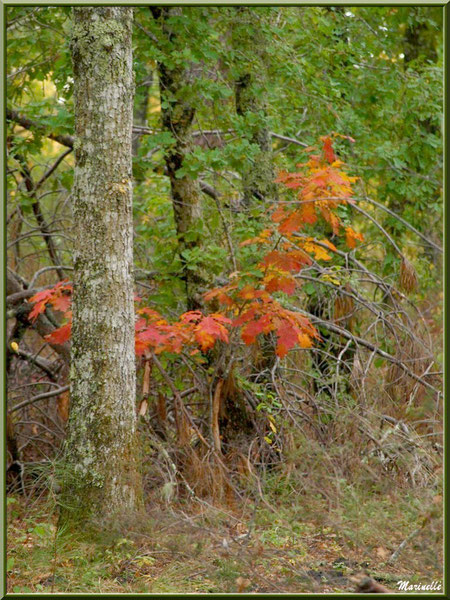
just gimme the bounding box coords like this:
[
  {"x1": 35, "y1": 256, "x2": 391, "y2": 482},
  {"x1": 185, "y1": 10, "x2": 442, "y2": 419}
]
[
  {"x1": 60, "y1": 7, "x2": 143, "y2": 529},
  {"x1": 150, "y1": 7, "x2": 204, "y2": 311}
]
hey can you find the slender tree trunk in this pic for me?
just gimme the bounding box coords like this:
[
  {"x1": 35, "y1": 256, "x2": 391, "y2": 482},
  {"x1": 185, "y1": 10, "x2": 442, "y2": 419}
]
[
  {"x1": 60, "y1": 7, "x2": 143, "y2": 529},
  {"x1": 132, "y1": 68, "x2": 152, "y2": 181},
  {"x1": 14, "y1": 154, "x2": 64, "y2": 280},
  {"x1": 150, "y1": 7, "x2": 204, "y2": 311},
  {"x1": 232, "y1": 7, "x2": 277, "y2": 208},
  {"x1": 232, "y1": 8, "x2": 279, "y2": 379}
]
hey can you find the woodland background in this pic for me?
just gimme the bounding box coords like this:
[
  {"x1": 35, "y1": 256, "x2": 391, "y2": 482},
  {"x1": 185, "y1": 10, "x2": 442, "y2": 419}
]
[{"x1": 6, "y1": 5, "x2": 443, "y2": 594}]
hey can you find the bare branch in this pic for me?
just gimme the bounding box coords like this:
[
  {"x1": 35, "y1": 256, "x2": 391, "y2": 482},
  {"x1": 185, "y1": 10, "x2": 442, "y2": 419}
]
[{"x1": 9, "y1": 385, "x2": 69, "y2": 413}]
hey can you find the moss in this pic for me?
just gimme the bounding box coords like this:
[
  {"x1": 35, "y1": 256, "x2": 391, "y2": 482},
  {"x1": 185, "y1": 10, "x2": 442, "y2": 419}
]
[
  {"x1": 61, "y1": 7, "x2": 142, "y2": 531},
  {"x1": 71, "y1": 9, "x2": 131, "y2": 84}
]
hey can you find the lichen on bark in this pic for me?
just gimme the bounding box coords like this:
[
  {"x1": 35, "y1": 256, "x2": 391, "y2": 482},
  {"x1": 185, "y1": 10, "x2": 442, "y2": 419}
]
[{"x1": 59, "y1": 7, "x2": 143, "y2": 530}]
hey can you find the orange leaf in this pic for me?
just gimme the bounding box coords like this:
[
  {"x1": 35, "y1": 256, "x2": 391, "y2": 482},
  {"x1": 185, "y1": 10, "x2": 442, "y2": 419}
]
[
  {"x1": 275, "y1": 321, "x2": 299, "y2": 358},
  {"x1": 278, "y1": 211, "x2": 304, "y2": 235},
  {"x1": 345, "y1": 227, "x2": 364, "y2": 249},
  {"x1": 299, "y1": 201, "x2": 317, "y2": 225},
  {"x1": 194, "y1": 315, "x2": 231, "y2": 351},
  {"x1": 180, "y1": 310, "x2": 203, "y2": 323},
  {"x1": 51, "y1": 293, "x2": 72, "y2": 314},
  {"x1": 28, "y1": 290, "x2": 53, "y2": 322},
  {"x1": 261, "y1": 249, "x2": 311, "y2": 272},
  {"x1": 204, "y1": 285, "x2": 237, "y2": 307},
  {"x1": 320, "y1": 238, "x2": 337, "y2": 252},
  {"x1": 322, "y1": 136, "x2": 336, "y2": 163},
  {"x1": 263, "y1": 272, "x2": 296, "y2": 295},
  {"x1": 45, "y1": 322, "x2": 71, "y2": 345},
  {"x1": 302, "y1": 239, "x2": 332, "y2": 261},
  {"x1": 241, "y1": 315, "x2": 273, "y2": 345},
  {"x1": 297, "y1": 332, "x2": 313, "y2": 348}
]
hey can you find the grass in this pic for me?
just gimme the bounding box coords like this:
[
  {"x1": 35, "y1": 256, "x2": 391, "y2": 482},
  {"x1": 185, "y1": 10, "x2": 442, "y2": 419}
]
[{"x1": 7, "y1": 474, "x2": 443, "y2": 594}]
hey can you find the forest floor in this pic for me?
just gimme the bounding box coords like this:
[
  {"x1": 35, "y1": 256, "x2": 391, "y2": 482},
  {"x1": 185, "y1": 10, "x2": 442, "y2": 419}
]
[{"x1": 7, "y1": 482, "x2": 443, "y2": 594}]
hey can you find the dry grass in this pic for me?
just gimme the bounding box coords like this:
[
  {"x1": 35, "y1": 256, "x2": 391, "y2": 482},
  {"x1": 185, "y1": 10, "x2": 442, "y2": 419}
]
[{"x1": 7, "y1": 459, "x2": 443, "y2": 595}]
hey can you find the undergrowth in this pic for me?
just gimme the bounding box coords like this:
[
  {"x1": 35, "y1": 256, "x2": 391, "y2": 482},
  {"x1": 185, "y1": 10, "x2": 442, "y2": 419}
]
[{"x1": 7, "y1": 462, "x2": 443, "y2": 594}]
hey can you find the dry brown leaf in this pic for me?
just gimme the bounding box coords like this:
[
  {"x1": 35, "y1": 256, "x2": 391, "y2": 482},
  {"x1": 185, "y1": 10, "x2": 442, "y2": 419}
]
[
  {"x1": 375, "y1": 546, "x2": 389, "y2": 560},
  {"x1": 142, "y1": 357, "x2": 152, "y2": 397},
  {"x1": 57, "y1": 391, "x2": 70, "y2": 422},
  {"x1": 399, "y1": 258, "x2": 418, "y2": 293},
  {"x1": 138, "y1": 399, "x2": 148, "y2": 416},
  {"x1": 236, "y1": 576, "x2": 251, "y2": 593}
]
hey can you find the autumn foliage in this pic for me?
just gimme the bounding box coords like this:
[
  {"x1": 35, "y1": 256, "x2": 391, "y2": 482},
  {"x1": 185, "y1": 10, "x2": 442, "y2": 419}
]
[{"x1": 28, "y1": 136, "x2": 363, "y2": 359}]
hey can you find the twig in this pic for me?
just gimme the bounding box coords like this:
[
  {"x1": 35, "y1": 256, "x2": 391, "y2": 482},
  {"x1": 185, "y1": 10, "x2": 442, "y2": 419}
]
[
  {"x1": 387, "y1": 527, "x2": 422, "y2": 564},
  {"x1": 269, "y1": 131, "x2": 308, "y2": 148},
  {"x1": 360, "y1": 195, "x2": 442, "y2": 253},
  {"x1": 152, "y1": 355, "x2": 210, "y2": 450},
  {"x1": 295, "y1": 311, "x2": 440, "y2": 395},
  {"x1": 350, "y1": 202, "x2": 402, "y2": 256},
  {"x1": 10, "y1": 385, "x2": 69, "y2": 413}
]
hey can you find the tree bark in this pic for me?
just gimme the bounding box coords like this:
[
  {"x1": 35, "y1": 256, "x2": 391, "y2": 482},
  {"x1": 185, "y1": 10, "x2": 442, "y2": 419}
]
[
  {"x1": 150, "y1": 6, "x2": 204, "y2": 311},
  {"x1": 232, "y1": 8, "x2": 279, "y2": 380},
  {"x1": 232, "y1": 7, "x2": 277, "y2": 208},
  {"x1": 60, "y1": 7, "x2": 143, "y2": 529},
  {"x1": 132, "y1": 67, "x2": 152, "y2": 181}
]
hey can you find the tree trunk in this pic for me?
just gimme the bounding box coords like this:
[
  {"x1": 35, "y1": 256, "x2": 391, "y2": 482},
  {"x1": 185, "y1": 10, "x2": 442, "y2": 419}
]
[
  {"x1": 132, "y1": 67, "x2": 152, "y2": 181},
  {"x1": 404, "y1": 8, "x2": 438, "y2": 67},
  {"x1": 232, "y1": 7, "x2": 277, "y2": 208},
  {"x1": 150, "y1": 6, "x2": 204, "y2": 311},
  {"x1": 232, "y1": 8, "x2": 279, "y2": 378},
  {"x1": 60, "y1": 7, "x2": 143, "y2": 529}
]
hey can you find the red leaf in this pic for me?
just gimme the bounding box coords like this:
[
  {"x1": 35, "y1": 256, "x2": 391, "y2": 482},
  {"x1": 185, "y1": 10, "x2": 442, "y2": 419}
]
[
  {"x1": 29, "y1": 288, "x2": 53, "y2": 305},
  {"x1": 28, "y1": 290, "x2": 53, "y2": 322},
  {"x1": 238, "y1": 285, "x2": 269, "y2": 301},
  {"x1": 28, "y1": 281, "x2": 73, "y2": 323},
  {"x1": 278, "y1": 211, "x2": 304, "y2": 235},
  {"x1": 204, "y1": 285, "x2": 237, "y2": 307},
  {"x1": 45, "y1": 322, "x2": 71, "y2": 345},
  {"x1": 275, "y1": 321, "x2": 299, "y2": 358},
  {"x1": 262, "y1": 249, "x2": 311, "y2": 272},
  {"x1": 271, "y1": 205, "x2": 288, "y2": 223},
  {"x1": 180, "y1": 311, "x2": 203, "y2": 323},
  {"x1": 135, "y1": 338, "x2": 149, "y2": 356},
  {"x1": 51, "y1": 293, "x2": 72, "y2": 314},
  {"x1": 135, "y1": 318, "x2": 148, "y2": 331},
  {"x1": 194, "y1": 315, "x2": 230, "y2": 350},
  {"x1": 208, "y1": 313, "x2": 232, "y2": 325},
  {"x1": 264, "y1": 272, "x2": 296, "y2": 295},
  {"x1": 322, "y1": 136, "x2": 336, "y2": 163},
  {"x1": 28, "y1": 299, "x2": 49, "y2": 323},
  {"x1": 138, "y1": 325, "x2": 168, "y2": 346},
  {"x1": 233, "y1": 307, "x2": 258, "y2": 327},
  {"x1": 241, "y1": 315, "x2": 273, "y2": 345}
]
